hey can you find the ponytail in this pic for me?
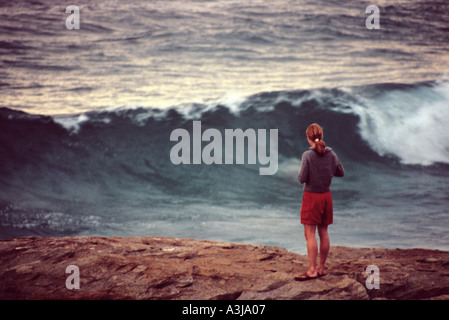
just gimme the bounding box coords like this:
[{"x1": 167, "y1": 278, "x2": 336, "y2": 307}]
[
  {"x1": 315, "y1": 140, "x2": 326, "y2": 155},
  {"x1": 306, "y1": 123, "x2": 326, "y2": 156}
]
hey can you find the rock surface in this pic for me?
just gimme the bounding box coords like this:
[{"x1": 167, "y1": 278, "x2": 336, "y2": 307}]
[{"x1": 0, "y1": 236, "x2": 448, "y2": 300}]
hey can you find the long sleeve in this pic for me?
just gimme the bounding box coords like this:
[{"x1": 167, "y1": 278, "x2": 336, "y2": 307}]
[
  {"x1": 333, "y1": 152, "x2": 345, "y2": 177},
  {"x1": 298, "y1": 153, "x2": 308, "y2": 184},
  {"x1": 298, "y1": 148, "x2": 344, "y2": 192},
  {"x1": 335, "y1": 161, "x2": 345, "y2": 177}
]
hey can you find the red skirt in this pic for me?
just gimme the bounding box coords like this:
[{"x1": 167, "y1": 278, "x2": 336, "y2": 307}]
[{"x1": 300, "y1": 190, "x2": 333, "y2": 225}]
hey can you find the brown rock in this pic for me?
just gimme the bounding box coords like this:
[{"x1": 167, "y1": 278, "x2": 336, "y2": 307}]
[{"x1": 0, "y1": 236, "x2": 448, "y2": 300}]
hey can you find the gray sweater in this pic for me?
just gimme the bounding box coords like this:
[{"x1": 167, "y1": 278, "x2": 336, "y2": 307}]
[{"x1": 298, "y1": 147, "x2": 345, "y2": 193}]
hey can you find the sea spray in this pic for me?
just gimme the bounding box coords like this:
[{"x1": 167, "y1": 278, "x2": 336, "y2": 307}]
[{"x1": 1, "y1": 80, "x2": 449, "y2": 252}]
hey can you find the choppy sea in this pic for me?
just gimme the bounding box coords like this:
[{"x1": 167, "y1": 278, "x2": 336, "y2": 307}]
[{"x1": 1, "y1": 0, "x2": 449, "y2": 254}]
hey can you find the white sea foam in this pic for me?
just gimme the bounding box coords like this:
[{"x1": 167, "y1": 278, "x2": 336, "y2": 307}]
[
  {"x1": 350, "y1": 81, "x2": 449, "y2": 165},
  {"x1": 53, "y1": 114, "x2": 90, "y2": 133},
  {"x1": 1, "y1": 211, "x2": 101, "y2": 233}
]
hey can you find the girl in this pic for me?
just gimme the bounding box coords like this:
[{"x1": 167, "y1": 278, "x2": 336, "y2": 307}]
[{"x1": 295, "y1": 123, "x2": 345, "y2": 281}]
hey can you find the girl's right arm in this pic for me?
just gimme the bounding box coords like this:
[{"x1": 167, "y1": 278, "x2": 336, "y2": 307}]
[{"x1": 298, "y1": 153, "x2": 309, "y2": 184}]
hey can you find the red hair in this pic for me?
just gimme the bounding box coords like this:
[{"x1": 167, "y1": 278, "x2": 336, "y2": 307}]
[{"x1": 306, "y1": 123, "x2": 326, "y2": 155}]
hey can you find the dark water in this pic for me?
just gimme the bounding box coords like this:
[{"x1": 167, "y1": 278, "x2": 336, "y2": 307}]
[
  {"x1": 1, "y1": 0, "x2": 448, "y2": 253},
  {"x1": 2, "y1": 80, "x2": 449, "y2": 253}
]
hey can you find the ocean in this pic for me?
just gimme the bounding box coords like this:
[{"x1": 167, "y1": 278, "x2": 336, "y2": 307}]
[{"x1": 1, "y1": 0, "x2": 448, "y2": 254}]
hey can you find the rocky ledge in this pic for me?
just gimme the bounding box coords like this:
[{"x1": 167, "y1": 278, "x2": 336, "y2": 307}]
[{"x1": 1, "y1": 236, "x2": 448, "y2": 300}]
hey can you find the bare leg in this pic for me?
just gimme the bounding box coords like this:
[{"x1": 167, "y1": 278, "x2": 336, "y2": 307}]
[
  {"x1": 317, "y1": 224, "x2": 330, "y2": 275},
  {"x1": 303, "y1": 224, "x2": 318, "y2": 277}
]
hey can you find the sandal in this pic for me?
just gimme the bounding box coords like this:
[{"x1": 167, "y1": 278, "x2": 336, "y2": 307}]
[{"x1": 294, "y1": 272, "x2": 318, "y2": 281}]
